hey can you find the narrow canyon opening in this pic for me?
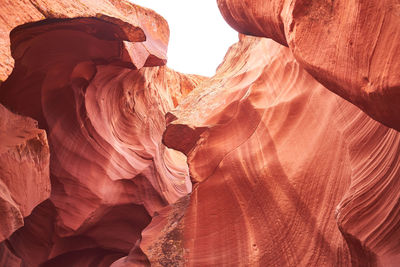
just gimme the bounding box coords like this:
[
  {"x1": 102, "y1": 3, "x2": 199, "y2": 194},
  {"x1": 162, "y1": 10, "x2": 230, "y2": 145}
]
[{"x1": 0, "y1": 1, "x2": 399, "y2": 266}]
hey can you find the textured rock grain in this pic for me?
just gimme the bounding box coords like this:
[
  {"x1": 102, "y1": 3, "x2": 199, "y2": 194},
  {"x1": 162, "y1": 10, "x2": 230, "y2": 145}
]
[
  {"x1": 0, "y1": 0, "x2": 169, "y2": 80},
  {"x1": 0, "y1": 0, "x2": 203, "y2": 265},
  {"x1": 160, "y1": 35, "x2": 400, "y2": 266},
  {"x1": 217, "y1": 0, "x2": 400, "y2": 131},
  {"x1": 0, "y1": 0, "x2": 399, "y2": 266},
  {"x1": 0, "y1": 104, "x2": 50, "y2": 242}
]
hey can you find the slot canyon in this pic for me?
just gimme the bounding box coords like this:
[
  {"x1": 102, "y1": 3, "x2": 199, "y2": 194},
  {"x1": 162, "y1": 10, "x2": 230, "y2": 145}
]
[{"x1": 0, "y1": 0, "x2": 399, "y2": 266}]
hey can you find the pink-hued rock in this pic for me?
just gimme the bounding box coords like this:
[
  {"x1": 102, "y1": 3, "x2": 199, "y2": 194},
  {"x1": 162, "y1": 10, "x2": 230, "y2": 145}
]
[
  {"x1": 217, "y1": 0, "x2": 400, "y2": 131},
  {"x1": 0, "y1": 104, "x2": 50, "y2": 242},
  {"x1": 118, "y1": 195, "x2": 190, "y2": 267},
  {"x1": 5, "y1": 200, "x2": 57, "y2": 266},
  {"x1": 158, "y1": 35, "x2": 400, "y2": 266},
  {"x1": 1, "y1": 0, "x2": 399, "y2": 266},
  {"x1": 217, "y1": 0, "x2": 288, "y2": 46},
  {"x1": 0, "y1": 0, "x2": 170, "y2": 81},
  {"x1": 0, "y1": 242, "x2": 22, "y2": 267},
  {"x1": 0, "y1": 1, "x2": 203, "y2": 265},
  {"x1": 6, "y1": 200, "x2": 149, "y2": 267}
]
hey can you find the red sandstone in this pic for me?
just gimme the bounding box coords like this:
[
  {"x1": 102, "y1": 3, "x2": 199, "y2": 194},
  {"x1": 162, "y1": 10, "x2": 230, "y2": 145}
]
[
  {"x1": 218, "y1": 0, "x2": 400, "y2": 131},
  {"x1": 0, "y1": 0, "x2": 399, "y2": 266},
  {"x1": 0, "y1": 104, "x2": 50, "y2": 242}
]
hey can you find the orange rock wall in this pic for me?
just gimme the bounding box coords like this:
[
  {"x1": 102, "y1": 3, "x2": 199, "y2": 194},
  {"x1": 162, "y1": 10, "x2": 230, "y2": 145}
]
[
  {"x1": 158, "y1": 35, "x2": 400, "y2": 267},
  {"x1": 0, "y1": 104, "x2": 50, "y2": 242},
  {"x1": 0, "y1": 0, "x2": 399, "y2": 266},
  {"x1": 0, "y1": 0, "x2": 203, "y2": 265},
  {"x1": 218, "y1": 0, "x2": 400, "y2": 131}
]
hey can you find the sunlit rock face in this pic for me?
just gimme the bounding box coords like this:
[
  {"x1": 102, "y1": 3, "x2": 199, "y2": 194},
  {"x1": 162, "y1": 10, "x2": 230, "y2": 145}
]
[
  {"x1": 156, "y1": 35, "x2": 400, "y2": 266},
  {"x1": 0, "y1": 104, "x2": 50, "y2": 242},
  {"x1": 0, "y1": 0, "x2": 399, "y2": 266},
  {"x1": 217, "y1": 0, "x2": 400, "y2": 131},
  {"x1": 0, "y1": 0, "x2": 204, "y2": 265}
]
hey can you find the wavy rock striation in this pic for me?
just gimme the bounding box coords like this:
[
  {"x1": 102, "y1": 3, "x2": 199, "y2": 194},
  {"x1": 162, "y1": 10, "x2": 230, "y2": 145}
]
[
  {"x1": 158, "y1": 35, "x2": 400, "y2": 266},
  {"x1": 0, "y1": 0, "x2": 204, "y2": 265},
  {"x1": 0, "y1": 0, "x2": 399, "y2": 266},
  {"x1": 217, "y1": 0, "x2": 400, "y2": 131},
  {"x1": 0, "y1": 0, "x2": 170, "y2": 81}
]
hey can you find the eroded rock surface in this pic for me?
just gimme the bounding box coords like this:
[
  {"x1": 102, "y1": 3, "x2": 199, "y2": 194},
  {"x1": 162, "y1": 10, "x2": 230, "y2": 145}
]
[
  {"x1": 0, "y1": 0, "x2": 399, "y2": 266},
  {"x1": 159, "y1": 35, "x2": 400, "y2": 266},
  {"x1": 0, "y1": 0, "x2": 170, "y2": 81},
  {"x1": 0, "y1": 0, "x2": 203, "y2": 265},
  {"x1": 217, "y1": 0, "x2": 400, "y2": 131},
  {"x1": 0, "y1": 104, "x2": 50, "y2": 242}
]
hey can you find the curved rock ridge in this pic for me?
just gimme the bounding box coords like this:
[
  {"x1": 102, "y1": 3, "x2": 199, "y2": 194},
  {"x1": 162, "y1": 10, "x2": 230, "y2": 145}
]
[
  {"x1": 0, "y1": 242, "x2": 22, "y2": 267},
  {"x1": 335, "y1": 102, "x2": 400, "y2": 266},
  {"x1": 0, "y1": 104, "x2": 50, "y2": 242},
  {"x1": 0, "y1": 0, "x2": 169, "y2": 80},
  {"x1": 217, "y1": 0, "x2": 400, "y2": 131},
  {"x1": 0, "y1": 1, "x2": 399, "y2": 266},
  {"x1": 158, "y1": 35, "x2": 400, "y2": 266},
  {"x1": 0, "y1": 4, "x2": 204, "y2": 266}
]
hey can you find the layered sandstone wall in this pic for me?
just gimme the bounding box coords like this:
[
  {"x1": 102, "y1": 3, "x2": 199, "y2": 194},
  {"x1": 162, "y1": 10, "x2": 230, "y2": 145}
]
[
  {"x1": 0, "y1": 0, "x2": 203, "y2": 265},
  {"x1": 217, "y1": 0, "x2": 400, "y2": 131},
  {"x1": 153, "y1": 34, "x2": 400, "y2": 267},
  {"x1": 0, "y1": 0, "x2": 399, "y2": 266}
]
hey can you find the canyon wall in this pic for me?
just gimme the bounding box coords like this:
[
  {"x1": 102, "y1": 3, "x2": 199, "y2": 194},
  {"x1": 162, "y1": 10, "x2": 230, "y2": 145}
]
[
  {"x1": 0, "y1": 104, "x2": 50, "y2": 242},
  {"x1": 152, "y1": 34, "x2": 400, "y2": 267},
  {"x1": 217, "y1": 0, "x2": 400, "y2": 132},
  {"x1": 0, "y1": 0, "x2": 203, "y2": 265},
  {"x1": 0, "y1": 0, "x2": 399, "y2": 266}
]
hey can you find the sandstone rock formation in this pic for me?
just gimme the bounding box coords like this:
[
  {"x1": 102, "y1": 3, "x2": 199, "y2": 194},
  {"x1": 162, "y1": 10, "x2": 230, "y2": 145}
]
[
  {"x1": 0, "y1": 0, "x2": 399, "y2": 266},
  {"x1": 0, "y1": 0, "x2": 170, "y2": 81},
  {"x1": 0, "y1": 104, "x2": 50, "y2": 242},
  {"x1": 150, "y1": 34, "x2": 399, "y2": 267},
  {"x1": 217, "y1": 0, "x2": 400, "y2": 131},
  {"x1": 0, "y1": 0, "x2": 203, "y2": 265}
]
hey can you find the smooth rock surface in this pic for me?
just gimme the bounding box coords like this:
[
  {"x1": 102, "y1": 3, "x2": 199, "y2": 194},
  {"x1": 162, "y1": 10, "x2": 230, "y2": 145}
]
[
  {"x1": 159, "y1": 35, "x2": 400, "y2": 266},
  {"x1": 0, "y1": 1, "x2": 203, "y2": 265},
  {"x1": 217, "y1": 0, "x2": 400, "y2": 131},
  {"x1": 0, "y1": 0, "x2": 169, "y2": 80},
  {"x1": 0, "y1": 242, "x2": 22, "y2": 267},
  {"x1": 0, "y1": 0, "x2": 399, "y2": 266}
]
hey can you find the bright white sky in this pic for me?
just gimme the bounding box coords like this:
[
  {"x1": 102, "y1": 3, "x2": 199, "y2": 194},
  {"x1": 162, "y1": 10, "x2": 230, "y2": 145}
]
[{"x1": 132, "y1": 0, "x2": 238, "y2": 76}]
